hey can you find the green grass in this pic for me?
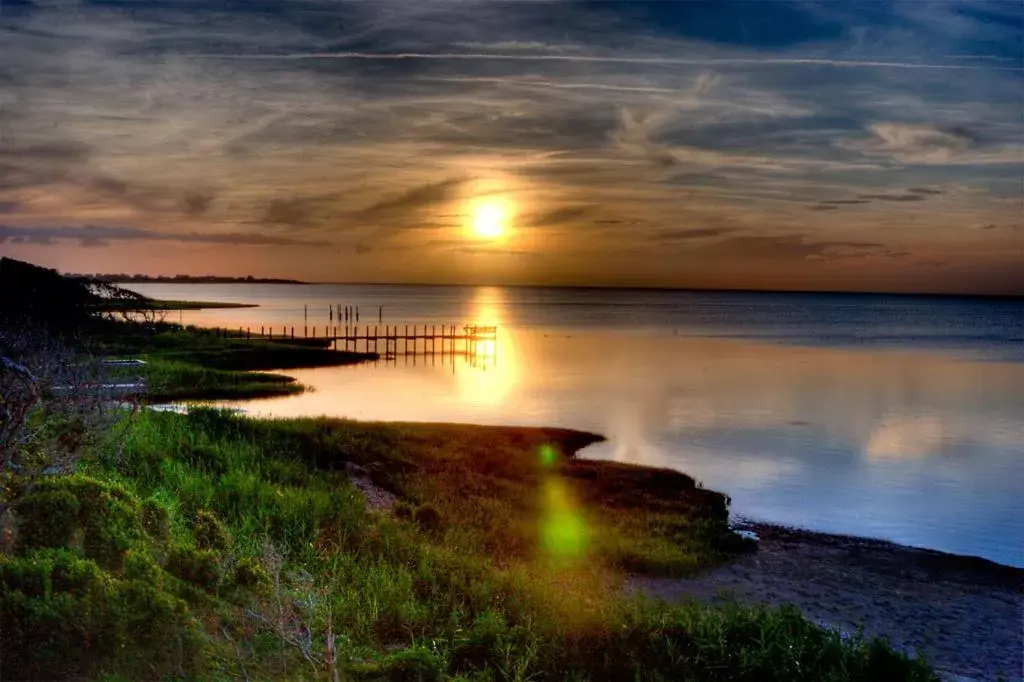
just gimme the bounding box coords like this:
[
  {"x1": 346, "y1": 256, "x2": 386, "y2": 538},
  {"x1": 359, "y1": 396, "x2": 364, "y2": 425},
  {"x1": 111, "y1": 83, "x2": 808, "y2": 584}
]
[
  {"x1": 124, "y1": 299, "x2": 258, "y2": 311},
  {"x1": 95, "y1": 321, "x2": 376, "y2": 400},
  {"x1": 136, "y1": 358, "x2": 303, "y2": 400},
  {"x1": 1, "y1": 408, "x2": 938, "y2": 681}
]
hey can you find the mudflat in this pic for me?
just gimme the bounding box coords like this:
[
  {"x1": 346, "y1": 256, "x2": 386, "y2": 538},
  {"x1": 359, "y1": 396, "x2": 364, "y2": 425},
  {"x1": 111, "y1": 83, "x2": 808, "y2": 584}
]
[{"x1": 628, "y1": 522, "x2": 1023, "y2": 682}]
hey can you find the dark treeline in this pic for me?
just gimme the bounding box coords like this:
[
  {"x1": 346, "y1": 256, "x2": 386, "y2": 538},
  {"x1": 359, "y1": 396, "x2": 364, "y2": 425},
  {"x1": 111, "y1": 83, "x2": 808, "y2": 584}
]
[{"x1": 74, "y1": 273, "x2": 307, "y2": 284}]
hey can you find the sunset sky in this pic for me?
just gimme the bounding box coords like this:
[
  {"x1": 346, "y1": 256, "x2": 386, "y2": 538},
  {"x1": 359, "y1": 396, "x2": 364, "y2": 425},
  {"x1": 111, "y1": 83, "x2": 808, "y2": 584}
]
[{"x1": 1, "y1": 0, "x2": 1021, "y2": 293}]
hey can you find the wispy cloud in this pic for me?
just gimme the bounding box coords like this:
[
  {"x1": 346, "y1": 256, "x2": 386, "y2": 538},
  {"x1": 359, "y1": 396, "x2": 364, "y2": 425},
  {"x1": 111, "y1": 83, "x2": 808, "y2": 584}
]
[
  {"x1": 193, "y1": 51, "x2": 1022, "y2": 72},
  {"x1": 0, "y1": 225, "x2": 331, "y2": 248},
  {"x1": 359, "y1": 178, "x2": 468, "y2": 217}
]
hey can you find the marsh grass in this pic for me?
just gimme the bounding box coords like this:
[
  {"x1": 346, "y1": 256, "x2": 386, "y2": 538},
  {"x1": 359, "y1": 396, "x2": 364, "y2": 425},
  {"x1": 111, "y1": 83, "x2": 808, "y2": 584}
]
[
  {"x1": 1, "y1": 407, "x2": 937, "y2": 680},
  {"x1": 97, "y1": 322, "x2": 376, "y2": 400}
]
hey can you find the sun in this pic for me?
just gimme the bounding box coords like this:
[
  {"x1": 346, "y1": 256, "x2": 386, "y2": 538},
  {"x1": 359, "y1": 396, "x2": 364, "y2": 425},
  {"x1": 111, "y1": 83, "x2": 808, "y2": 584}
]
[{"x1": 471, "y1": 200, "x2": 509, "y2": 240}]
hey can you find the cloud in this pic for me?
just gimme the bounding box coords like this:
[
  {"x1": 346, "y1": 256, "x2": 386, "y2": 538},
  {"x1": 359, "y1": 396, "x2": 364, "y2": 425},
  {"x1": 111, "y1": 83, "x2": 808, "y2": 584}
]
[
  {"x1": 359, "y1": 178, "x2": 467, "y2": 217},
  {"x1": 453, "y1": 41, "x2": 577, "y2": 53},
  {"x1": 197, "y1": 51, "x2": 1022, "y2": 73},
  {"x1": 522, "y1": 205, "x2": 590, "y2": 228},
  {"x1": 857, "y1": 193, "x2": 928, "y2": 202},
  {"x1": 0, "y1": 224, "x2": 331, "y2": 247},
  {"x1": 844, "y1": 123, "x2": 1021, "y2": 165},
  {"x1": 182, "y1": 191, "x2": 215, "y2": 216},
  {"x1": 687, "y1": 234, "x2": 889, "y2": 261},
  {"x1": 654, "y1": 227, "x2": 740, "y2": 241},
  {"x1": 811, "y1": 187, "x2": 948, "y2": 210}
]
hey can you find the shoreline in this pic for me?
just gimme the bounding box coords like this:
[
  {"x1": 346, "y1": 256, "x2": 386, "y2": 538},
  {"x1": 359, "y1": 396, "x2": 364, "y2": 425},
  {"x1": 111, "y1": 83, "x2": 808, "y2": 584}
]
[
  {"x1": 730, "y1": 517, "x2": 1023, "y2": 574},
  {"x1": 628, "y1": 520, "x2": 1022, "y2": 682}
]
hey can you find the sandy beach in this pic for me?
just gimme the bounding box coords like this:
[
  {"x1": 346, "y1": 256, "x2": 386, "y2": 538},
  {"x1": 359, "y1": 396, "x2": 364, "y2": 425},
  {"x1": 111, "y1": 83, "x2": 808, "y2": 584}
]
[{"x1": 628, "y1": 522, "x2": 1023, "y2": 682}]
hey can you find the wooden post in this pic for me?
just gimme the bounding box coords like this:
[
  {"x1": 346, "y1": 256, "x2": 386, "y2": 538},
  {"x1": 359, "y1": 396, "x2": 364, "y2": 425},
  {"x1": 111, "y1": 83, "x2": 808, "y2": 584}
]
[
  {"x1": 379, "y1": 306, "x2": 382, "y2": 324},
  {"x1": 246, "y1": 327, "x2": 250, "y2": 340},
  {"x1": 374, "y1": 325, "x2": 378, "y2": 353},
  {"x1": 291, "y1": 326, "x2": 294, "y2": 339},
  {"x1": 313, "y1": 326, "x2": 316, "y2": 338},
  {"x1": 304, "y1": 304, "x2": 308, "y2": 322},
  {"x1": 304, "y1": 326, "x2": 308, "y2": 338},
  {"x1": 356, "y1": 306, "x2": 360, "y2": 322},
  {"x1": 261, "y1": 326, "x2": 264, "y2": 336}
]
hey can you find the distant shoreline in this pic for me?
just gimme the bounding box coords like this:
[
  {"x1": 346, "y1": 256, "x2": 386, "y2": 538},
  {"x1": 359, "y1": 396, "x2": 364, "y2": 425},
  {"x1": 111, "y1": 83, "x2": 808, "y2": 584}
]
[
  {"x1": 84, "y1": 275, "x2": 308, "y2": 284},
  {"x1": 119, "y1": 278, "x2": 1024, "y2": 299}
]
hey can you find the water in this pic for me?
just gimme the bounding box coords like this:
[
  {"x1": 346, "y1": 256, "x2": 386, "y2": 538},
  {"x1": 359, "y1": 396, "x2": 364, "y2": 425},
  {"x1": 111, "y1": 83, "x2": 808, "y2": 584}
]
[{"x1": 130, "y1": 283, "x2": 1024, "y2": 567}]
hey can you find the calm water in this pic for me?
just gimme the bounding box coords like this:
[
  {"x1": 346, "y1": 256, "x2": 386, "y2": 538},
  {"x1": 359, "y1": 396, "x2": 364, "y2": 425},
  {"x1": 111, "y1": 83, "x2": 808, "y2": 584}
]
[{"x1": 131, "y1": 284, "x2": 1024, "y2": 567}]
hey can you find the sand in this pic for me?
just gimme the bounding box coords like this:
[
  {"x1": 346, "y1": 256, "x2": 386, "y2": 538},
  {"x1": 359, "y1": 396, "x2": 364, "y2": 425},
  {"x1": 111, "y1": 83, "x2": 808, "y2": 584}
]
[{"x1": 627, "y1": 522, "x2": 1023, "y2": 682}]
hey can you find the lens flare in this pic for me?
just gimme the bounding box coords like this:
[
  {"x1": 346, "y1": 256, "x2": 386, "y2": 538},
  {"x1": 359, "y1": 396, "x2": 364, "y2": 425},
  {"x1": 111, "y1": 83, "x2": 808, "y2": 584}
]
[
  {"x1": 539, "y1": 444, "x2": 558, "y2": 468},
  {"x1": 539, "y1": 478, "x2": 588, "y2": 559}
]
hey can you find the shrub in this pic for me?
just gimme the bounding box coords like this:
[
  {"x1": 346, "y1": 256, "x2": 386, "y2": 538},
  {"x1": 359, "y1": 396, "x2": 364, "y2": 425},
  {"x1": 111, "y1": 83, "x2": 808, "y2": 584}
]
[
  {"x1": 194, "y1": 509, "x2": 230, "y2": 550},
  {"x1": 140, "y1": 497, "x2": 172, "y2": 544},
  {"x1": 413, "y1": 505, "x2": 443, "y2": 535},
  {"x1": 232, "y1": 556, "x2": 272, "y2": 596},
  {"x1": 165, "y1": 546, "x2": 222, "y2": 592},
  {"x1": 0, "y1": 549, "x2": 201, "y2": 679},
  {"x1": 124, "y1": 549, "x2": 163, "y2": 586},
  {"x1": 17, "y1": 476, "x2": 144, "y2": 569},
  {"x1": 377, "y1": 645, "x2": 446, "y2": 682},
  {"x1": 15, "y1": 489, "x2": 81, "y2": 551}
]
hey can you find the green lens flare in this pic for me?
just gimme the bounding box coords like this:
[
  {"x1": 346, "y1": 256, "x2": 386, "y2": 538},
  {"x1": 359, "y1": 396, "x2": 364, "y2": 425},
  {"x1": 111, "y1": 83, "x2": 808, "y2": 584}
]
[
  {"x1": 539, "y1": 478, "x2": 588, "y2": 557},
  {"x1": 539, "y1": 444, "x2": 557, "y2": 468},
  {"x1": 542, "y1": 510, "x2": 588, "y2": 556}
]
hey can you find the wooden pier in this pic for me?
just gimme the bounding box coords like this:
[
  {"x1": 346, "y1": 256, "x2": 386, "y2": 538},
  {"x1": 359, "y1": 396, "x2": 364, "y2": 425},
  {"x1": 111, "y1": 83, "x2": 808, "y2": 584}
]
[
  {"x1": 212, "y1": 323, "x2": 498, "y2": 359},
  {"x1": 331, "y1": 324, "x2": 497, "y2": 357}
]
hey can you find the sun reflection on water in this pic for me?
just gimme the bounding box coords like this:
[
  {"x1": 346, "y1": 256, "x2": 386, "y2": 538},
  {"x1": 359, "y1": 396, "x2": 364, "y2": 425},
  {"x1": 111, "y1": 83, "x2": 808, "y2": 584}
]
[{"x1": 456, "y1": 287, "x2": 517, "y2": 406}]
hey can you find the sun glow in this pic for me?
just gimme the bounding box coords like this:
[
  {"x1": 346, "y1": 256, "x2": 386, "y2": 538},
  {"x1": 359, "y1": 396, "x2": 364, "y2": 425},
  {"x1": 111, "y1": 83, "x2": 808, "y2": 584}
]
[{"x1": 469, "y1": 198, "x2": 513, "y2": 240}]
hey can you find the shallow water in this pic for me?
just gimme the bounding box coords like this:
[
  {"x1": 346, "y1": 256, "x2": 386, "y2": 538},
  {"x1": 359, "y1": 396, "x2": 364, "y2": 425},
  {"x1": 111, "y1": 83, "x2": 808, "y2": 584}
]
[{"x1": 130, "y1": 283, "x2": 1024, "y2": 567}]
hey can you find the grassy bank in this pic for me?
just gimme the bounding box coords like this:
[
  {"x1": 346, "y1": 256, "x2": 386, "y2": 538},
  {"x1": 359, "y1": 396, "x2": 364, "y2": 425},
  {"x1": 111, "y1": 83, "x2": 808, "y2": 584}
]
[
  {"x1": 0, "y1": 407, "x2": 937, "y2": 681},
  {"x1": 128, "y1": 299, "x2": 258, "y2": 310},
  {"x1": 98, "y1": 322, "x2": 376, "y2": 400}
]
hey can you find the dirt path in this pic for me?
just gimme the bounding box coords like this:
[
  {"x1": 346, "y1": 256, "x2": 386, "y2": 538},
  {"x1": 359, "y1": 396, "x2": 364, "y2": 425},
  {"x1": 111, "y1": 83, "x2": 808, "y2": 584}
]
[{"x1": 627, "y1": 522, "x2": 1023, "y2": 682}]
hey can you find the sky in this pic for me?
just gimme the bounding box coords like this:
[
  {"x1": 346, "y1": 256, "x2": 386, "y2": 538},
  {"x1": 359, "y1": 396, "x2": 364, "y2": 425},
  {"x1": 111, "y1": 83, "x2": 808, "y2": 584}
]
[{"x1": 0, "y1": 0, "x2": 1021, "y2": 293}]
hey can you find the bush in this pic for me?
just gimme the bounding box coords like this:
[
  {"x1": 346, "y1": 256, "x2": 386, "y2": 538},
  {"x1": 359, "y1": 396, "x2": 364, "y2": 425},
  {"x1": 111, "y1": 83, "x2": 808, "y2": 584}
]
[
  {"x1": 194, "y1": 509, "x2": 230, "y2": 550},
  {"x1": 232, "y1": 556, "x2": 272, "y2": 595},
  {"x1": 124, "y1": 549, "x2": 164, "y2": 585},
  {"x1": 413, "y1": 505, "x2": 443, "y2": 535},
  {"x1": 140, "y1": 497, "x2": 172, "y2": 544},
  {"x1": 0, "y1": 549, "x2": 201, "y2": 679},
  {"x1": 165, "y1": 546, "x2": 222, "y2": 592},
  {"x1": 16, "y1": 476, "x2": 144, "y2": 569},
  {"x1": 15, "y1": 489, "x2": 81, "y2": 551},
  {"x1": 377, "y1": 645, "x2": 446, "y2": 682}
]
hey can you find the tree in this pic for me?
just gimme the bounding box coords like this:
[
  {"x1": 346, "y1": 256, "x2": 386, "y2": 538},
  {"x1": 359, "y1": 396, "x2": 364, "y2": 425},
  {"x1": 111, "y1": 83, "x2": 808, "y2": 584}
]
[{"x1": 0, "y1": 326, "x2": 139, "y2": 550}]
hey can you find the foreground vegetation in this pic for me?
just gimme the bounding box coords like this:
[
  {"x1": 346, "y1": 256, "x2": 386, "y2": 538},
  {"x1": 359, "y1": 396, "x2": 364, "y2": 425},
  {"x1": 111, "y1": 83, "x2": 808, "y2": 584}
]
[{"x1": 1, "y1": 408, "x2": 937, "y2": 681}]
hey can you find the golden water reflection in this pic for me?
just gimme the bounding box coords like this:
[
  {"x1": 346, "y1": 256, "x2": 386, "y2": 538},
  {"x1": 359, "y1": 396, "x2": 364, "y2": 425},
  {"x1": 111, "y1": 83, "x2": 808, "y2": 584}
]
[
  {"x1": 456, "y1": 287, "x2": 517, "y2": 406},
  {"x1": 207, "y1": 329, "x2": 1024, "y2": 566}
]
